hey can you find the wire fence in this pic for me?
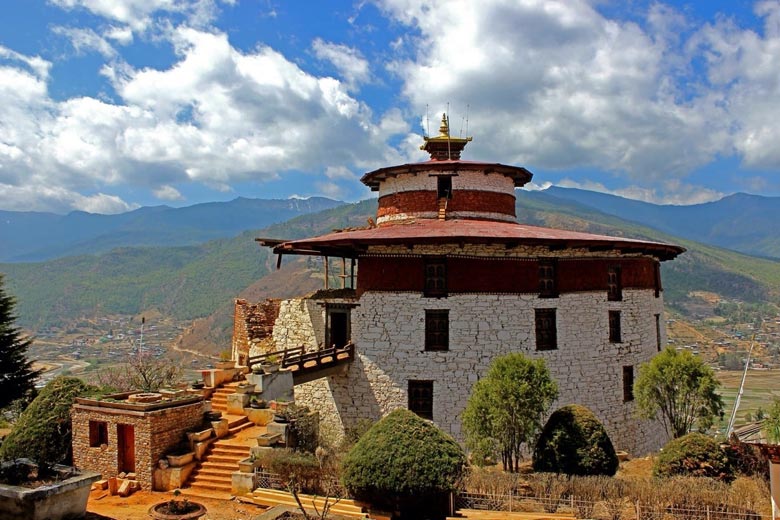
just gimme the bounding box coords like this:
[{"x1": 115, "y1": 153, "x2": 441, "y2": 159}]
[{"x1": 454, "y1": 491, "x2": 763, "y2": 520}]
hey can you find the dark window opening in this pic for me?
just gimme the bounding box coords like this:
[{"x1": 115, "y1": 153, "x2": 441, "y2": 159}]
[
  {"x1": 89, "y1": 421, "x2": 108, "y2": 447},
  {"x1": 608, "y1": 266, "x2": 622, "y2": 301},
  {"x1": 609, "y1": 310, "x2": 622, "y2": 343},
  {"x1": 327, "y1": 308, "x2": 351, "y2": 348},
  {"x1": 538, "y1": 259, "x2": 558, "y2": 298},
  {"x1": 408, "y1": 380, "x2": 433, "y2": 420},
  {"x1": 425, "y1": 310, "x2": 449, "y2": 351},
  {"x1": 437, "y1": 176, "x2": 452, "y2": 199},
  {"x1": 655, "y1": 313, "x2": 662, "y2": 352},
  {"x1": 424, "y1": 258, "x2": 447, "y2": 297},
  {"x1": 653, "y1": 261, "x2": 662, "y2": 298},
  {"x1": 623, "y1": 365, "x2": 634, "y2": 402},
  {"x1": 535, "y1": 308, "x2": 557, "y2": 351}
]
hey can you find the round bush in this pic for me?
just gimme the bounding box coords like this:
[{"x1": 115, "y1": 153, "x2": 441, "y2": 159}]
[
  {"x1": 653, "y1": 432, "x2": 732, "y2": 481},
  {"x1": 341, "y1": 409, "x2": 466, "y2": 517},
  {"x1": 532, "y1": 404, "x2": 619, "y2": 476},
  {"x1": 0, "y1": 376, "x2": 99, "y2": 466}
]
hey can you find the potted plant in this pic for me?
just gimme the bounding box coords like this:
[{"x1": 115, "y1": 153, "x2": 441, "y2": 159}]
[
  {"x1": 215, "y1": 350, "x2": 234, "y2": 370},
  {"x1": 191, "y1": 379, "x2": 204, "y2": 390},
  {"x1": 148, "y1": 490, "x2": 207, "y2": 520},
  {"x1": 250, "y1": 364, "x2": 264, "y2": 374},
  {"x1": 249, "y1": 396, "x2": 267, "y2": 409},
  {"x1": 165, "y1": 442, "x2": 196, "y2": 468},
  {"x1": 261, "y1": 353, "x2": 281, "y2": 373}
]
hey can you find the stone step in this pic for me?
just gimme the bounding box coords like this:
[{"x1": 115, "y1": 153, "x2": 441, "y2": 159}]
[
  {"x1": 198, "y1": 461, "x2": 238, "y2": 472},
  {"x1": 179, "y1": 487, "x2": 231, "y2": 500},
  {"x1": 210, "y1": 448, "x2": 250, "y2": 458},
  {"x1": 204, "y1": 456, "x2": 244, "y2": 465},
  {"x1": 190, "y1": 469, "x2": 234, "y2": 481},
  {"x1": 186, "y1": 481, "x2": 232, "y2": 494}
]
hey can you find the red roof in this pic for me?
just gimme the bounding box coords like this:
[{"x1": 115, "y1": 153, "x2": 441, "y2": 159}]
[{"x1": 263, "y1": 219, "x2": 684, "y2": 261}]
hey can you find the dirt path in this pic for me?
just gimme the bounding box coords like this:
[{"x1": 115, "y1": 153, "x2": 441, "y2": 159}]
[{"x1": 86, "y1": 489, "x2": 267, "y2": 520}]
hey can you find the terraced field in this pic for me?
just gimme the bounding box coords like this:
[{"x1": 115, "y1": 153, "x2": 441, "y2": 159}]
[{"x1": 716, "y1": 369, "x2": 780, "y2": 429}]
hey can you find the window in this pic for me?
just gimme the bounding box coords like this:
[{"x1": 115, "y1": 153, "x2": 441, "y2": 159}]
[
  {"x1": 424, "y1": 257, "x2": 447, "y2": 297},
  {"x1": 89, "y1": 420, "x2": 108, "y2": 447},
  {"x1": 425, "y1": 310, "x2": 449, "y2": 351},
  {"x1": 408, "y1": 380, "x2": 434, "y2": 420},
  {"x1": 437, "y1": 176, "x2": 452, "y2": 199},
  {"x1": 607, "y1": 265, "x2": 622, "y2": 301},
  {"x1": 609, "y1": 310, "x2": 622, "y2": 343},
  {"x1": 538, "y1": 259, "x2": 558, "y2": 298},
  {"x1": 655, "y1": 313, "x2": 662, "y2": 352},
  {"x1": 535, "y1": 308, "x2": 557, "y2": 351},
  {"x1": 653, "y1": 261, "x2": 662, "y2": 298},
  {"x1": 326, "y1": 306, "x2": 351, "y2": 348},
  {"x1": 623, "y1": 366, "x2": 634, "y2": 402}
]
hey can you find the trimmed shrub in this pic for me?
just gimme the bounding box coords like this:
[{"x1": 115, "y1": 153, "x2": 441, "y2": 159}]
[
  {"x1": 257, "y1": 448, "x2": 322, "y2": 494},
  {"x1": 653, "y1": 432, "x2": 732, "y2": 481},
  {"x1": 0, "y1": 376, "x2": 99, "y2": 467},
  {"x1": 532, "y1": 404, "x2": 618, "y2": 476},
  {"x1": 341, "y1": 409, "x2": 466, "y2": 519}
]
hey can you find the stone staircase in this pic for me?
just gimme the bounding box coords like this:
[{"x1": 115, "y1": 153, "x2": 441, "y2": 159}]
[{"x1": 180, "y1": 381, "x2": 258, "y2": 499}]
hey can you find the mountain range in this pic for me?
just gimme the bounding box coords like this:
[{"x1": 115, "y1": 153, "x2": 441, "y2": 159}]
[{"x1": 0, "y1": 197, "x2": 341, "y2": 262}]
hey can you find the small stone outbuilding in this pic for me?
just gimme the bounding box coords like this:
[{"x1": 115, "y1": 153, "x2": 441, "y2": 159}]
[{"x1": 71, "y1": 392, "x2": 205, "y2": 489}]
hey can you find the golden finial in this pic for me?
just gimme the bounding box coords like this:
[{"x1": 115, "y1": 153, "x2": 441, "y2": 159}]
[
  {"x1": 438, "y1": 113, "x2": 450, "y2": 137},
  {"x1": 421, "y1": 111, "x2": 472, "y2": 160}
]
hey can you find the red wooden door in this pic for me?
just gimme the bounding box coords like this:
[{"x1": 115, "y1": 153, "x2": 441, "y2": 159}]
[{"x1": 117, "y1": 424, "x2": 135, "y2": 473}]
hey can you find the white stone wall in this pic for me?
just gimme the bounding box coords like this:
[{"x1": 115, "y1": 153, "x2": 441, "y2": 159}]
[
  {"x1": 271, "y1": 299, "x2": 325, "y2": 351},
  {"x1": 379, "y1": 211, "x2": 516, "y2": 224},
  {"x1": 293, "y1": 288, "x2": 668, "y2": 456},
  {"x1": 377, "y1": 169, "x2": 515, "y2": 197}
]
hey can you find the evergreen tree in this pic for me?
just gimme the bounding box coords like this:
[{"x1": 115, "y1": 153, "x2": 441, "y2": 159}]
[{"x1": 0, "y1": 274, "x2": 39, "y2": 409}]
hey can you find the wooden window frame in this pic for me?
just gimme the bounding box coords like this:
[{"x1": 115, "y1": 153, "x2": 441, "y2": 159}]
[
  {"x1": 623, "y1": 365, "x2": 635, "y2": 402},
  {"x1": 408, "y1": 380, "x2": 434, "y2": 420},
  {"x1": 89, "y1": 420, "x2": 108, "y2": 447},
  {"x1": 535, "y1": 308, "x2": 557, "y2": 351},
  {"x1": 424, "y1": 257, "x2": 447, "y2": 298},
  {"x1": 425, "y1": 309, "x2": 449, "y2": 351},
  {"x1": 437, "y1": 176, "x2": 453, "y2": 200},
  {"x1": 538, "y1": 259, "x2": 558, "y2": 298},
  {"x1": 607, "y1": 265, "x2": 622, "y2": 301},
  {"x1": 609, "y1": 310, "x2": 622, "y2": 343}
]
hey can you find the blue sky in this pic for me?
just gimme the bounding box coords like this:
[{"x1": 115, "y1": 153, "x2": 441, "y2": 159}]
[{"x1": 1, "y1": 0, "x2": 780, "y2": 213}]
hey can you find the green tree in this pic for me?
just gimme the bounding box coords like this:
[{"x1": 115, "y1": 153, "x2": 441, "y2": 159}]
[
  {"x1": 764, "y1": 398, "x2": 780, "y2": 444},
  {"x1": 0, "y1": 376, "x2": 99, "y2": 466},
  {"x1": 341, "y1": 409, "x2": 466, "y2": 519},
  {"x1": 0, "y1": 273, "x2": 39, "y2": 410},
  {"x1": 653, "y1": 432, "x2": 732, "y2": 481},
  {"x1": 634, "y1": 347, "x2": 723, "y2": 439},
  {"x1": 462, "y1": 353, "x2": 558, "y2": 472},
  {"x1": 533, "y1": 404, "x2": 619, "y2": 476}
]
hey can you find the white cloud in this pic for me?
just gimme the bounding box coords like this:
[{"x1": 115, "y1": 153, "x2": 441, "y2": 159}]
[
  {"x1": 312, "y1": 38, "x2": 370, "y2": 91},
  {"x1": 381, "y1": 0, "x2": 733, "y2": 182},
  {"x1": 49, "y1": 0, "x2": 231, "y2": 31},
  {"x1": 0, "y1": 183, "x2": 136, "y2": 214},
  {"x1": 153, "y1": 185, "x2": 184, "y2": 201},
  {"x1": 53, "y1": 26, "x2": 118, "y2": 58},
  {"x1": 0, "y1": 29, "x2": 397, "y2": 212},
  {"x1": 105, "y1": 26, "x2": 134, "y2": 45},
  {"x1": 555, "y1": 178, "x2": 724, "y2": 205}
]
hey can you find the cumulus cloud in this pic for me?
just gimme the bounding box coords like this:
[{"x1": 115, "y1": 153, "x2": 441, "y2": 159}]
[
  {"x1": 312, "y1": 38, "x2": 371, "y2": 90},
  {"x1": 381, "y1": 0, "x2": 733, "y2": 184},
  {"x1": 555, "y1": 178, "x2": 724, "y2": 205},
  {"x1": 153, "y1": 185, "x2": 184, "y2": 201},
  {"x1": 53, "y1": 26, "x2": 118, "y2": 58},
  {"x1": 0, "y1": 28, "x2": 397, "y2": 212}
]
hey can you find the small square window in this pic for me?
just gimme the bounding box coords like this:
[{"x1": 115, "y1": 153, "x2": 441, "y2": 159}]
[
  {"x1": 408, "y1": 380, "x2": 433, "y2": 420},
  {"x1": 608, "y1": 266, "x2": 622, "y2": 301},
  {"x1": 609, "y1": 310, "x2": 622, "y2": 343},
  {"x1": 623, "y1": 365, "x2": 634, "y2": 402},
  {"x1": 424, "y1": 258, "x2": 447, "y2": 297},
  {"x1": 425, "y1": 310, "x2": 449, "y2": 351},
  {"x1": 535, "y1": 308, "x2": 557, "y2": 351},
  {"x1": 538, "y1": 259, "x2": 558, "y2": 298},
  {"x1": 89, "y1": 421, "x2": 108, "y2": 447}
]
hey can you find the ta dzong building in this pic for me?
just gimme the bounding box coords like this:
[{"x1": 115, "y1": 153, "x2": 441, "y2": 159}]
[{"x1": 234, "y1": 115, "x2": 684, "y2": 455}]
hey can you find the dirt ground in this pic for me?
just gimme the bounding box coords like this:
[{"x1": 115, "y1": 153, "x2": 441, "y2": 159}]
[{"x1": 85, "y1": 489, "x2": 268, "y2": 520}]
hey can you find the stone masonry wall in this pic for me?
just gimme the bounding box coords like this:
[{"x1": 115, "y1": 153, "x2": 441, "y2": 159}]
[
  {"x1": 378, "y1": 170, "x2": 515, "y2": 197},
  {"x1": 72, "y1": 401, "x2": 204, "y2": 489},
  {"x1": 293, "y1": 288, "x2": 668, "y2": 456},
  {"x1": 271, "y1": 298, "x2": 325, "y2": 352},
  {"x1": 234, "y1": 298, "x2": 281, "y2": 363}
]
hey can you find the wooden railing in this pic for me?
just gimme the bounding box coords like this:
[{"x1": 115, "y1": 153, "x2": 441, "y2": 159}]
[{"x1": 248, "y1": 343, "x2": 355, "y2": 384}]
